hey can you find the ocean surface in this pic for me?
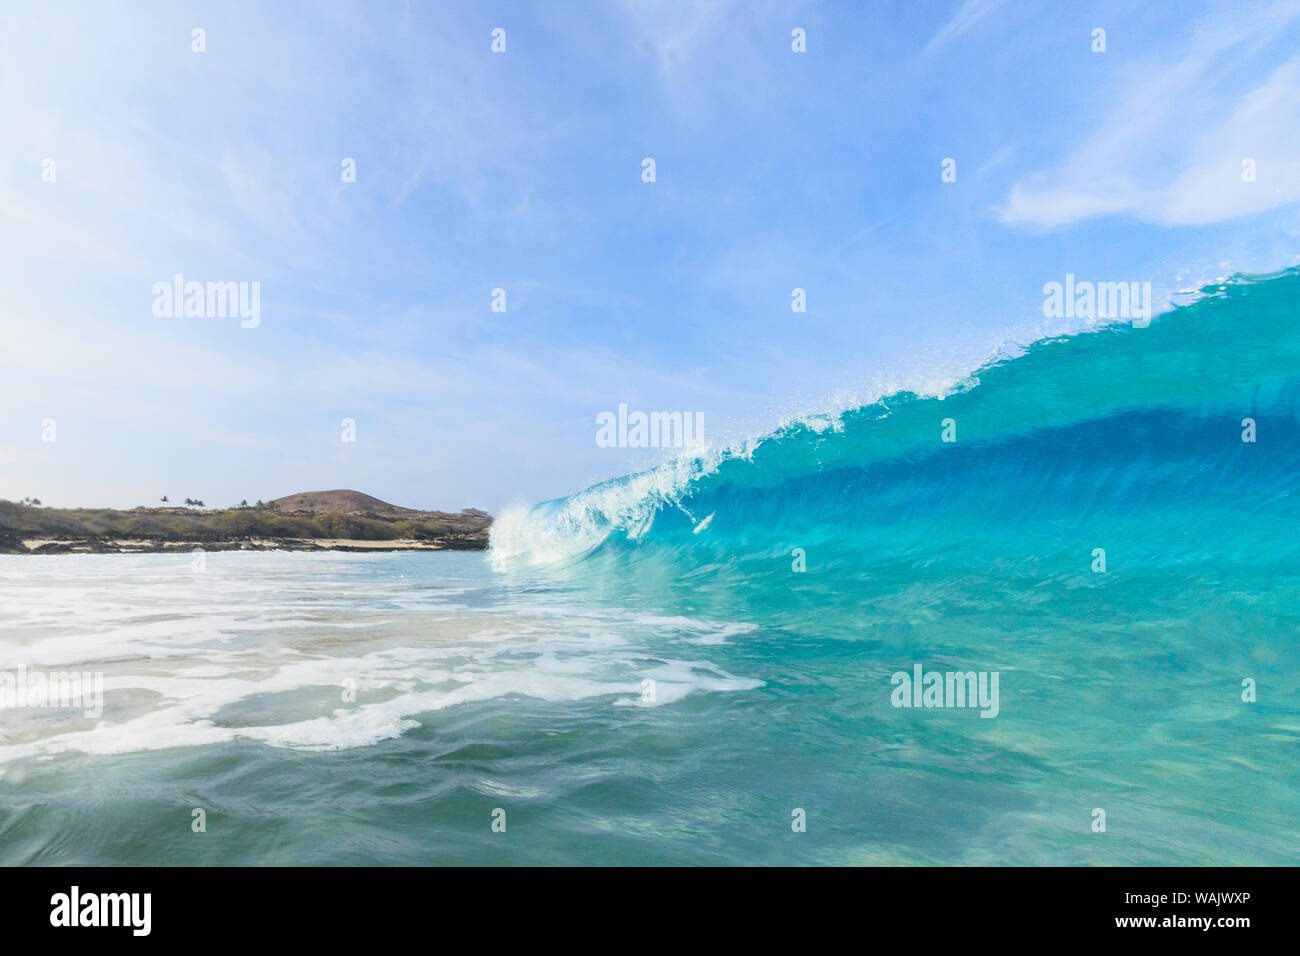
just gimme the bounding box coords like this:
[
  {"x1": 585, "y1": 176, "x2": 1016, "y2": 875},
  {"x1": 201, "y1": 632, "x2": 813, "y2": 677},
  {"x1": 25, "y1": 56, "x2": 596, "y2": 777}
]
[{"x1": 3, "y1": 270, "x2": 1299, "y2": 865}]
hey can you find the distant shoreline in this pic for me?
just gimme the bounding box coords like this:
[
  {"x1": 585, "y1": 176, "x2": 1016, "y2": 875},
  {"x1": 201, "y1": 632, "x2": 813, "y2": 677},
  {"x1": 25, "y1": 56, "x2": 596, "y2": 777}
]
[
  {"x1": 0, "y1": 491, "x2": 492, "y2": 554},
  {"x1": 12, "y1": 537, "x2": 487, "y2": 555}
]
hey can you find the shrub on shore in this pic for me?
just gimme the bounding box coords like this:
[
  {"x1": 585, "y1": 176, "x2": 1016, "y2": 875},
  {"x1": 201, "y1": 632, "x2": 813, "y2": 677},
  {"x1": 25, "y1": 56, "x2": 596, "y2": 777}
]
[{"x1": 0, "y1": 499, "x2": 490, "y2": 551}]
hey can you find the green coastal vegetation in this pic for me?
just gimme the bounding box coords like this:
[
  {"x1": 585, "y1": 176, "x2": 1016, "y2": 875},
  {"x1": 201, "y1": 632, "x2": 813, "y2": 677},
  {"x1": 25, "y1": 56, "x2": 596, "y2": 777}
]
[{"x1": 0, "y1": 490, "x2": 491, "y2": 554}]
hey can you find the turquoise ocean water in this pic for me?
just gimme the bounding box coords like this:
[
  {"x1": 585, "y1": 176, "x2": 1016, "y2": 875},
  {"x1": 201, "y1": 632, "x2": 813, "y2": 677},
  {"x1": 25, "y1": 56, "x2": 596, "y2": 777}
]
[{"x1": 2, "y1": 271, "x2": 1298, "y2": 865}]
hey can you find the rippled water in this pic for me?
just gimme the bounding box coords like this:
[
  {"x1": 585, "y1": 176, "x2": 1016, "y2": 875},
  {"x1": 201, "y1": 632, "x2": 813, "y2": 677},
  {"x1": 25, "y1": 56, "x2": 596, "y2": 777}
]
[
  {"x1": 1, "y1": 551, "x2": 783, "y2": 864},
  {"x1": 1, "y1": 546, "x2": 1294, "y2": 865},
  {"x1": 4, "y1": 273, "x2": 1300, "y2": 865}
]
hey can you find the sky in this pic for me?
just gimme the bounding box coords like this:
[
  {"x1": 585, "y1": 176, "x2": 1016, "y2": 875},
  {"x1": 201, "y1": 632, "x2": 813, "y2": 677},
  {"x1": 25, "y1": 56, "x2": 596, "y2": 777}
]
[{"x1": 3, "y1": 0, "x2": 1300, "y2": 513}]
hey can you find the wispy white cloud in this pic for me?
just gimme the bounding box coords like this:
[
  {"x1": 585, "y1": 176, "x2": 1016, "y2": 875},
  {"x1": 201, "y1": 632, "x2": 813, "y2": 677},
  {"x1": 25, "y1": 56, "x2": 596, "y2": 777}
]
[
  {"x1": 999, "y1": 3, "x2": 1300, "y2": 228},
  {"x1": 925, "y1": 0, "x2": 1008, "y2": 55}
]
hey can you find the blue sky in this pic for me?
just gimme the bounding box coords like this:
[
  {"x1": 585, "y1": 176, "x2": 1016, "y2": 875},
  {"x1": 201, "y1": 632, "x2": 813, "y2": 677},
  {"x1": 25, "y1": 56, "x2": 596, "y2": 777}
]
[{"x1": 4, "y1": 0, "x2": 1300, "y2": 512}]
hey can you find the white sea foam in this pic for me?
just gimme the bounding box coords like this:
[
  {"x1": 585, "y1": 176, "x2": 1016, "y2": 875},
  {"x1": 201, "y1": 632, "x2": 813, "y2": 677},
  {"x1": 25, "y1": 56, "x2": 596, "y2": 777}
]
[
  {"x1": 488, "y1": 439, "x2": 767, "y2": 569},
  {"x1": 485, "y1": 357, "x2": 1002, "y2": 569},
  {"x1": 0, "y1": 553, "x2": 762, "y2": 762}
]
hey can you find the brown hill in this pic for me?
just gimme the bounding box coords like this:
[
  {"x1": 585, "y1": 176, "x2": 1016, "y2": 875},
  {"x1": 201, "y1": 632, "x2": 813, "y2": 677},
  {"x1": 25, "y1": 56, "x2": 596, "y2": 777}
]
[{"x1": 271, "y1": 489, "x2": 414, "y2": 515}]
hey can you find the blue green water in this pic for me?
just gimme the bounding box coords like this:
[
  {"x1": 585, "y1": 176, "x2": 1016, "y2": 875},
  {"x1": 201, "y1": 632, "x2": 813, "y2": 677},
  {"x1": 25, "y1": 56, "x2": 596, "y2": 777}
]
[{"x1": 3, "y1": 271, "x2": 1299, "y2": 864}]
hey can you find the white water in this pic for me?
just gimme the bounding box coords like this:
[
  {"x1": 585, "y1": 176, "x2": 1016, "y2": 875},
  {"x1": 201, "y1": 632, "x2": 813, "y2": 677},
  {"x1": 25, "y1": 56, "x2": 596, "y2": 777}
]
[{"x1": 0, "y1": 551, "x2": 761, "y2": 764}]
